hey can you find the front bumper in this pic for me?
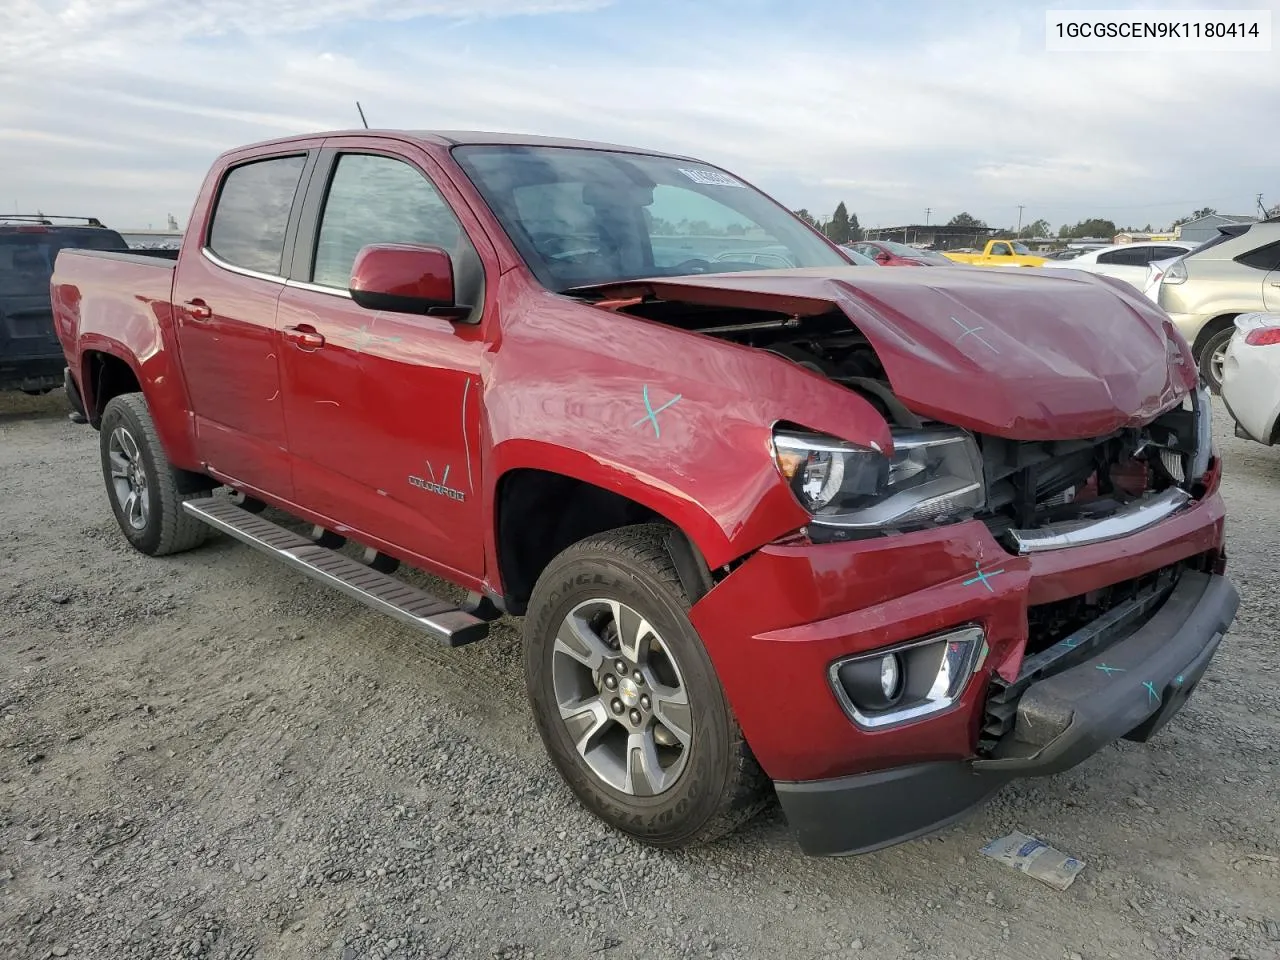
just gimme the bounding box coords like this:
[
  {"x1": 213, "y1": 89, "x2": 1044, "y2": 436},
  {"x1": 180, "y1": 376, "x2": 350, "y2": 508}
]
[
  {"x1": 773, "y1": 569, "x2": 1237, "y2": 856},
  {"x1": 689, "y1": 488, "x2": 1230, "y2": 855}
]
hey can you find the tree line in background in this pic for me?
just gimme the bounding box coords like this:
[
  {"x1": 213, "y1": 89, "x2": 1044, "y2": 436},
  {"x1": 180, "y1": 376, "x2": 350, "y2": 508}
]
[
  {"x1": 792, "y1": 202, "x2": 864, "y2": 243},
  {"x1": 654, "y1": 198, "x2": 1279, "y2": 245},
  {"x1": 789, "y1": 203, "x2": 1280, "y2": 243}
]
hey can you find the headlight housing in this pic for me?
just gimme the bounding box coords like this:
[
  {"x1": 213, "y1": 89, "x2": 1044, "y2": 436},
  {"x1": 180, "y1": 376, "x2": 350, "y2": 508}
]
[{"x1": 772, "y1": 425, "x2": 985, "y2": 531}]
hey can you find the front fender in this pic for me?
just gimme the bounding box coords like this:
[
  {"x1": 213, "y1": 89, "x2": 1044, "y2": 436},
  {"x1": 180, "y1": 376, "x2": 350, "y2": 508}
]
[
  {"x1": 486, "y1": 437, "x2": 802, "y2": 571},
  {"x1": 483, "y1": 281, "x2": 893, "y2": 571}
]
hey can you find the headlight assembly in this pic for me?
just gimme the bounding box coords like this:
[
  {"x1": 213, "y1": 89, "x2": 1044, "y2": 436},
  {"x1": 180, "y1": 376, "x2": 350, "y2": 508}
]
[{"x1": 772, "y1": 426, "x2": 985, "y2": 531}]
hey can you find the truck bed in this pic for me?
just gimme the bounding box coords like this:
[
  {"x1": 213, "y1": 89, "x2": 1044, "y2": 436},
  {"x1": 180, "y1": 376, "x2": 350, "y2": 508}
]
[{"x1": 51, "y1": 248, "x2": 181, "y2": 402}]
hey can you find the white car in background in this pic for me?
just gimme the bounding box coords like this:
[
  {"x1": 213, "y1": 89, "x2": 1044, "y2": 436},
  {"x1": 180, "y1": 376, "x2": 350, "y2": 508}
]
[
  {"x1": 1221, "y1": 313, "x2": 1280, "y2": 446},
  {"x1": 1041, "y1": 240, "x2": 1198, "y2": 289}
]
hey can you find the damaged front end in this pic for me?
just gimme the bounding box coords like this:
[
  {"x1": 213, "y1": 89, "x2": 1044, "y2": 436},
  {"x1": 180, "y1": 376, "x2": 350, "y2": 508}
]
[
  {"x1": 767, "y1": 375, "x2": 1214, "y2": 552},
  {"x1": 581, "y1": 271, "x2": 1213, "y2": 555},
  {"x1": 972, "y1": 382, "x2": 1214, "y2": 555}
]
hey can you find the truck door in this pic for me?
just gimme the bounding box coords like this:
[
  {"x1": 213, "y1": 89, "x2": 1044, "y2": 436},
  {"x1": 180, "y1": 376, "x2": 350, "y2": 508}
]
[
  {"x1": 172, "y1": 150, "x2": 316, "y2": 501},
  {"x1": 275, "y1": 144, "x2": 489, "y2": 578}
]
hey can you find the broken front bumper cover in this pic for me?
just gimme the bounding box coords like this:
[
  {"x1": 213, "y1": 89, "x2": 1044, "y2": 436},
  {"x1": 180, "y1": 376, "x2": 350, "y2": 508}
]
[{"x1": 774, "y1": 569, "x2": 1238, "y2": 857}]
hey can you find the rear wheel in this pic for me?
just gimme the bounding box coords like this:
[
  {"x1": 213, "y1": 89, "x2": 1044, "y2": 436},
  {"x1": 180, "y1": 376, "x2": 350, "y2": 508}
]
[
  {"x1": 99, "y1": 393, "x2": 212, "y2": 556},
  {"x1": 1199, "y1": 326, "x2": 1234, "y2": 393},
  {"x1": 523, "y1": 524, "x2": 768, "y2": 848}
]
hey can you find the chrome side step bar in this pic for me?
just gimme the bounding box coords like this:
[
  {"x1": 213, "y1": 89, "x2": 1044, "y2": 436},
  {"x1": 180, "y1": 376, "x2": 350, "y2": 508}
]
[
  {"x1": 182, "y1": 497, "x2": 489, "y2": 647},
  {"x1": 1007, "y1": 488, "x2": 1191, "y2": 555}
]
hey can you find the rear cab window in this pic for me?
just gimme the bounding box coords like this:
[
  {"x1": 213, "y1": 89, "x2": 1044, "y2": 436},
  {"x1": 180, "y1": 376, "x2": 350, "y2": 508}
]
[{"x1": 207, "y1": 155, "x2": 308, "y2": 276}]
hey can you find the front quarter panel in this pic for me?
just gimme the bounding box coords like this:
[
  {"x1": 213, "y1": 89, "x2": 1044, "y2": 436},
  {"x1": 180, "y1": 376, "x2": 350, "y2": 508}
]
[{"x1": 485, "y1": 277, "x2": 892, "y2": 569}]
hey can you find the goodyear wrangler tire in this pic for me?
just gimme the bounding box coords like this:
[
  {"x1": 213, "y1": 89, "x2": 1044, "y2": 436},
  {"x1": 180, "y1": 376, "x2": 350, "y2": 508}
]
[{"x1": 523, "y1": 523, "x2": 767, "y2": 848}]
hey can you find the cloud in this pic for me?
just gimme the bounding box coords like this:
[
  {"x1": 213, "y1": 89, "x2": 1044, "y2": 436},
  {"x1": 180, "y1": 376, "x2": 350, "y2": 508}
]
[
  {"x1": 1, "y1": 0, "x2": 1277, "y2": 230},
  {"x1": 2, "y1": 0, "x2": 612, "y2": 61}
]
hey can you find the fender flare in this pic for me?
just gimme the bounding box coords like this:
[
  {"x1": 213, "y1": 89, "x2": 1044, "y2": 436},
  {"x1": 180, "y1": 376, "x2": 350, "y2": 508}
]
[
  {"x1": 77, "y1": 335, "x2": 200, "y2": 469},
  {"x1": 486, "y1": 438, "x2": 771, "y2": 575}
]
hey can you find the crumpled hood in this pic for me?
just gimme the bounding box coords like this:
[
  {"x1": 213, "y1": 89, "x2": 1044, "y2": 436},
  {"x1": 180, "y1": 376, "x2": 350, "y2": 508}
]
[{"x1": 594, "y1": 265, "x2": 1195, "y2": 440}]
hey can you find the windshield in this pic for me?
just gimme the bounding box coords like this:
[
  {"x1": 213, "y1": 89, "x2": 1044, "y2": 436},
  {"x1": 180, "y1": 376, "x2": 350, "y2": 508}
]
[
  {"x1": 453, "y1": 145, "x2": 849, "y2": 292},
  {"x1": 1011, "y1": 242, "x2": 1032, "y2": 255},
  {"x1": 0, "y1": 230, "x2": 128, "y2": 297}
]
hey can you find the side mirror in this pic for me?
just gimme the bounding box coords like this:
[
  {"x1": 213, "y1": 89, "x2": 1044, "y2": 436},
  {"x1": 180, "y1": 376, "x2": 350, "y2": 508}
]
[{"x1": 349, "y1": 243, "x2": 465, "y2": 317}]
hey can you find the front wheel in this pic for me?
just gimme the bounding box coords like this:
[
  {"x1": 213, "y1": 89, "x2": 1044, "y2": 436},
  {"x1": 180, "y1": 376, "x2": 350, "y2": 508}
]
[{"x1": 523, "y1": 524, "x2": 768, "y2": 848}]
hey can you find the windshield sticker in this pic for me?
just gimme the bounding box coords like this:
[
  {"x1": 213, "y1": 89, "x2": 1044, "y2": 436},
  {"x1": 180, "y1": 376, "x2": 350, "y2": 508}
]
[{"x1": 677, "y1": 168, "x2": 744, "y2": 188}]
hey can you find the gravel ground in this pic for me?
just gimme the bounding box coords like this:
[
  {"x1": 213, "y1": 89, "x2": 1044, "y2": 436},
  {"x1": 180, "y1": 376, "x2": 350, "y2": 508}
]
[{"x1": 1, "y1": 389, "x2": 1277, "y2": 960}]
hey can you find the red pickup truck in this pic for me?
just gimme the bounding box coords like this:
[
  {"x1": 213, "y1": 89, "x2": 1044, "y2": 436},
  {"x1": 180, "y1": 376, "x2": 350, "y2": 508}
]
[{"x1": 52, "y1": 129, "x2": 1238, "y2": 857}]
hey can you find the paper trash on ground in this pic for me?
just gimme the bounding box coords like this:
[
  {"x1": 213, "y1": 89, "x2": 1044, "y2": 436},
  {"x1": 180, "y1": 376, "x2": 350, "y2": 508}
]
[{"x1": 981, "y1": 831, "x2": 1086, "y2": 891}]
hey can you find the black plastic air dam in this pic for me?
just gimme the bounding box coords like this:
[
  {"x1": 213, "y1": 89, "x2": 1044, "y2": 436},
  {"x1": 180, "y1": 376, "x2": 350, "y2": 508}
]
[{"x1": 775, "y1": 761, "x2": 1009, "y2": 856}]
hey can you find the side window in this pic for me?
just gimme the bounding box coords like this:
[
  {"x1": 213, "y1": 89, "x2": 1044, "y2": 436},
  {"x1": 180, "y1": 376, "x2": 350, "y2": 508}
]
[
  {"x1": 1100, "y1": 247, "x2": 1150, "y2": 266},
  {"x1": 1153, "y1": 246, "x2": 1189, "y2": 260},
  {"x1": 312, "y1": 154, "x2": 469, "y2": 289},
  {"x1": 1096, "y1": 249, "x2": 1130, "y2": 265},
  {"x1": 1236, "y1": 240, "x2": 1280, "y2": 272},
  {"x1": 991, "y1": 243, "x2": 1011, "y2": 256},
  {"x1": 208, "y1": 155, "x2": 307, "y2": 275}
]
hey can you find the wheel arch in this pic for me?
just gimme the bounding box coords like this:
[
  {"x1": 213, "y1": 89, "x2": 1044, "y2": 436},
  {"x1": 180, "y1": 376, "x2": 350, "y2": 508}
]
[
  {"x1": 1191, "y1": 313, "x2": 1239, "y2": 357},
  {"x1": 491, "y1": 455, "x2": 723, "y2": 615},
  {"x1": 77, "y1": 337, "x2": 201, "y2": 469},
  {"x1": 80, "y1": 346, "x2": 142, "y2": 426}
]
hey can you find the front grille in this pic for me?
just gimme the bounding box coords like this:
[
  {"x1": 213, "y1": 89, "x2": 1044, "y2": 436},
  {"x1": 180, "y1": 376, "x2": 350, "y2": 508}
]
[
  {"x1": 977, "y1": 562, "x2": 1186, "y2": 755},
  {"x1": 976, "y1": 431, "x2": 1138, "y2": 540},
  {"x1": 974, "y1": 388, "x2": 1208, "y2": 550}
]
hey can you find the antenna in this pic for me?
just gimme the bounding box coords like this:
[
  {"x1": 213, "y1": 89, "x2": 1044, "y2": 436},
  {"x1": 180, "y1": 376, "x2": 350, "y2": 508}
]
[{"x1": 356, "y1": 101, "x2": 370, "y2": 130}]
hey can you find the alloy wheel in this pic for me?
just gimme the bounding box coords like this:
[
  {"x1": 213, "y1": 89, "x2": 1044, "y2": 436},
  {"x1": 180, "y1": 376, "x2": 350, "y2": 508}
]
[
  {"x1": 551, "y1": 598, "x2": 693, "y2": 796},
  {"x1": 107, "y1": 426, "x2": 150, "y2": 531}
]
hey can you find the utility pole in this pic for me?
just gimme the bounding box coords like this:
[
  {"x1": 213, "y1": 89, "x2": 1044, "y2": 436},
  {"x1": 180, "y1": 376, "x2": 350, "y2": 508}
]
[
  {"x1": 1258, "y1": 193, "x2": 1268, "y2": 218},
  {"x1": 925, "y1": 207, "x2": 931, "y2": 226},
  {"x1": 1017, "y1": 205, "x2": 1025, "y2": 236}
]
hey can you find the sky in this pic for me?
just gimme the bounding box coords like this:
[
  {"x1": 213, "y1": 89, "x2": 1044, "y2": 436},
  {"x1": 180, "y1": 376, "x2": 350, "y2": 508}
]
[{"x1": 2, "y1": 0, "x2": 1278, "y2": 233}]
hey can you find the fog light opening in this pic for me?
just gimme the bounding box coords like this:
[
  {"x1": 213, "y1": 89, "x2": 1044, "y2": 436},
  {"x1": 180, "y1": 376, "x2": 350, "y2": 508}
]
[{"x1": 830, "y1": 626, "x2": 985, "y2": 730}]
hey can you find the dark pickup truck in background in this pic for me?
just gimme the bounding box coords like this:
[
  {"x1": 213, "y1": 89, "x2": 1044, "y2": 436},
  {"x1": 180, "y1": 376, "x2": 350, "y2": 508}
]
[
  {"x1": 0, "y1": 216, "x2": 130, "y2": 394},
  {"x1": 50, "y1": 129, "x2": 1238, "y2": 857}
]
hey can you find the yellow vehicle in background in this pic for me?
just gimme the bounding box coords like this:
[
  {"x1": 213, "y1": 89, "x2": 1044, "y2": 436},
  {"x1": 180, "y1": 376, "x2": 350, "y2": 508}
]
[{"x1": 943, "y1": 239, "x2": 1047, "y2": 267}]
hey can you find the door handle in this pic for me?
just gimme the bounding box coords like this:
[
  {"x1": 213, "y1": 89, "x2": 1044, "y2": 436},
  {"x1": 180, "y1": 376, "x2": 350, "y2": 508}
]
[
  {"x1": 283, "y1": 324, "x2": 325, "y2": 350},
  {"x1": 182, "y1": 299, "x2": 212, "y2": 321}
]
